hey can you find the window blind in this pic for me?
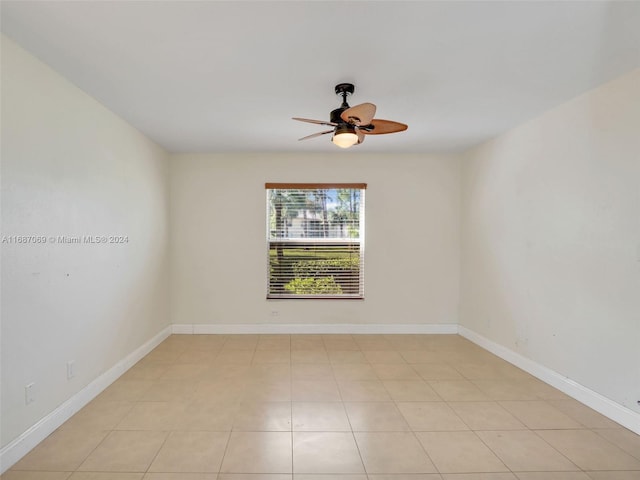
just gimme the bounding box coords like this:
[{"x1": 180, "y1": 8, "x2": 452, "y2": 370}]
[{"x1": 266, "y1": 183, "x2": 366, "y2": 299}]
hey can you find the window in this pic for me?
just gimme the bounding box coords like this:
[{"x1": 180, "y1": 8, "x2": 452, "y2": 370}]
[{"x1": 266, "y1": 183, "x2": 366, "y2": 299}]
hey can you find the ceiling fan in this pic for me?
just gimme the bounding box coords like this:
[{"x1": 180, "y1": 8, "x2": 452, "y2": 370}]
[{"x1": 293, "y1": 83, "x2": 408, "y2": 148}]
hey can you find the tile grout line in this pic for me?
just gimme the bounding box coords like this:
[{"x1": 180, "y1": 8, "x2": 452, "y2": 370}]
[
  {"x1": 336, "y1": 338, "x2": 369, "y2": 476},
  {"x1": 289, "y1": 334, "x2": 294, "y2": 476}
]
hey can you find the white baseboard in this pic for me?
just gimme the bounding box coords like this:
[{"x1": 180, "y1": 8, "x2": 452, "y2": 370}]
[
  {"x1": 0, "y1": 326, "x2": 172, "y2": 474},
  {"x1": 458, "y1": 325, "x2": 640, "y2": 435},
  {"x1": 172, "y1": 323, "x2": 459, "y2": 335}
]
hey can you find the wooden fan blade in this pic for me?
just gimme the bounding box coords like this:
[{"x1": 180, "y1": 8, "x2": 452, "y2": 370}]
[
  {"x1": 298, "y1": 129, "x2": 334, "y2": 141},
  {"x1": 293, "y1": 117, "x2": 337, "y2": 127},
  {"x1": 361, "y1": 119, "x2": 408, "y2": 135},
  {"x1": 340, "y1": 103, "x2": 376, "y2": 126}
]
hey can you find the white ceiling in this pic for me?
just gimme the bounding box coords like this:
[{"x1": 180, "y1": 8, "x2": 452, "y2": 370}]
[{"x1": 2, "y1": 1, "x2": 639, "y2": 154}]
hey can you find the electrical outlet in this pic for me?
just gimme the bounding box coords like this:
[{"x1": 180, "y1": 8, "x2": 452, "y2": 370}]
[
  {"x1": 25, "y1": 383, "x2": 35, "y2": 405},
  {"x1": 67, "y1": 361, "x2": 75, "y2": 379}
]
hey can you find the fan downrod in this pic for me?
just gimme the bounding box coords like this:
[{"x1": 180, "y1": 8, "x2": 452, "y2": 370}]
[{"x1": 331, "y1": 83, "x2": 355, "y2": 123}]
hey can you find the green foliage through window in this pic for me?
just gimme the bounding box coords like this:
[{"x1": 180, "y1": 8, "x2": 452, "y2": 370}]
[{"x1": 284, "y1": 277, "x2": 343, "y2": 295}]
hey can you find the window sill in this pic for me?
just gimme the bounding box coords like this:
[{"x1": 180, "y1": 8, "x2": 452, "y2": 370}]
[{"x1": 267, "y1": 295, "x2": 364, "y2": 300}]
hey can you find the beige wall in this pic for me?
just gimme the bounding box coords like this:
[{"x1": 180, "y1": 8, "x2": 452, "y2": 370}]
[
  {"x1": 169, "y1": 153, "x2": 461, "y2": 328},
  {"x1": 1, "y1": 36, "x2": 171, "y2": 449},
  {"x1": 460, "y1": 69, "x2": 640, "y2": 415}
]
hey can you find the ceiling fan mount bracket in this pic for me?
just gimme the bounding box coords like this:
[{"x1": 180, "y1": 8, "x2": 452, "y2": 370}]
[{"x1": 334, "y1": 83, "x2": 355, "y2": 96}]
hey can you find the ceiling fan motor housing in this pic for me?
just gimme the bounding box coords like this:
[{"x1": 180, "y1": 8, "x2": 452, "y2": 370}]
[{"x1": 330, "y1": 107, "x2": 348, "y2": 124}]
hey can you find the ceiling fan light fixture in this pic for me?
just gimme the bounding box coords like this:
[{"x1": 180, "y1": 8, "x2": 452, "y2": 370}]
[
  {"x1": 332, "y1": 125, "x2": 358, "y2": 148},
  {"x1": 294, "y1": 83, "x2": 407, "y2": 147}
]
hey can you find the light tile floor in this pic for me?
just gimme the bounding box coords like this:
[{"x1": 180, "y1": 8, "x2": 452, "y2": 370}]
[{"x1": 4, "y1": 334, "x2": 640, "y2": 480}]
